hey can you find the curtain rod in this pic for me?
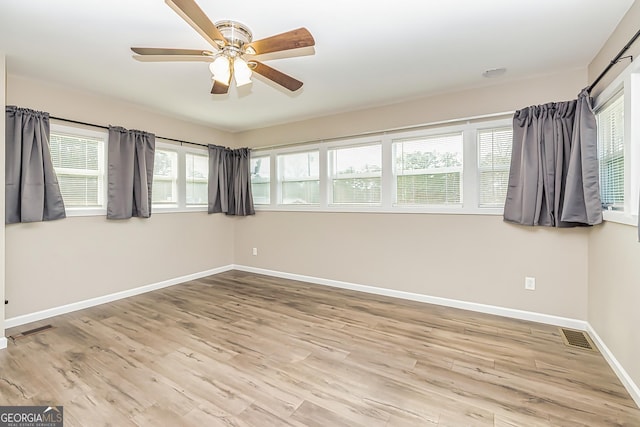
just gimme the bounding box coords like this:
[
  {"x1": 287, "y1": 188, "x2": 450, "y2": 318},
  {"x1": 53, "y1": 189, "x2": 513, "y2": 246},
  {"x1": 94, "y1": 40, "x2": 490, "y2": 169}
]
[
  {"x1": 587, "y1": 27, "x2": 640, "y2": 94},
  {"x1": 252, "y1": 110, "x2": 514, "y2": 151},
  {"x1": 49, "y1": 116, "x2": 209, "y2": 148}
]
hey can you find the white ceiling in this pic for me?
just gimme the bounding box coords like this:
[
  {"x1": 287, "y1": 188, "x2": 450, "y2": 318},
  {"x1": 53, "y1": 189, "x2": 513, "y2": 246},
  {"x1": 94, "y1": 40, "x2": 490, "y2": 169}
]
[{"x1": 0, "y1": 0, "x2": 634, "y2": 132}]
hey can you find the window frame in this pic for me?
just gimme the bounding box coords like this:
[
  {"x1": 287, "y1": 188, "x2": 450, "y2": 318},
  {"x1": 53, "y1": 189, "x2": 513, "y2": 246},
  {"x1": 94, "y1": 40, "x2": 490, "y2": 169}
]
[
  {"x1": 327, "y1": 137, "x2": 383, "y2": 206},
  {"x1": 152, "y1": 140, "x2": 209, "y2": 213},
  {"x1": 184, "y1": 149, "x2": 209, "y2": 208},
  {"x1": 392, "y1": 130, "x2": 465, "y2": 208},
  {"x1": 477, "y1": 125, "x2": 514, "y2": 209},
  {"x1": 152, "y1": 144, "x2": 180, "y2": 209},
  {"x1": 49, "y1": 123, "x2": 108, "y2": 217},
  {"x1": 252, "y1": 117, "x2": 511, "y2": 215},
  {"x1": 596, "y1": 91, "x2": 625, "y2": 211},
  {"x1": 593, "y1": 56, "x2": 640, "y2": 226},
  {"x1": 276, "y1": 146, "x2": 322, "y2": 206},
  {"x1": 250, "y1": 154, "x2": 272, "y2": 205}
]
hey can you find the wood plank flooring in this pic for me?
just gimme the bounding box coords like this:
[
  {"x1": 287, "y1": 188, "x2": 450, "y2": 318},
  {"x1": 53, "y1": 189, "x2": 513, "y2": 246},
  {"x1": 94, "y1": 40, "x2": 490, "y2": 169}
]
[{"x1": 1, "y1": 270, "x2": 639, "y2": 426}]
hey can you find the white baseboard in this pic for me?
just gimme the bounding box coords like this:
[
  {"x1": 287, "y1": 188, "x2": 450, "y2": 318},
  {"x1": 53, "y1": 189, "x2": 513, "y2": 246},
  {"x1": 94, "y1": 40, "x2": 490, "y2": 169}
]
[
  {"x1": 4, "y1": 265, "x2": 234, "y2": 330},
  {"x1": 0, "y1": 337, "x2": 7, "y2": 349},
  {"x1": 232, "y1": 265, "x2": 588, "y2": 330},
  {"x1": 587, "y1": 323, "x2": 640, "y2": 408}
]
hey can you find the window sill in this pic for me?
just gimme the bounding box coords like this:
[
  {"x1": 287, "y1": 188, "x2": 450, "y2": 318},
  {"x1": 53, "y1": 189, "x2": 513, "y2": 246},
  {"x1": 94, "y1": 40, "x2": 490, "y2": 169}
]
[
  {"x1": 254, "y1": 205, "x2": 504, "y2": 216},
  {"x1": 65, "y1": 208, "x2": 107, "y2": 217},
  {"x1": 152, "y1": 206, "x2": 208, "y2": 214},
  {"x1": 603, "y1": 210, "x2": 638, "y2": 226},
  {"x1": 63, "y1": 206, "x2": 208, "y2": 217}
]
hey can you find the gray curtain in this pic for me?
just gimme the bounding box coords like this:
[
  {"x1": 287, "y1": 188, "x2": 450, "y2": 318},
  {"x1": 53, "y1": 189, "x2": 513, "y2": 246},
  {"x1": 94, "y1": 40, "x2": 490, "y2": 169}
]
[
  {"x1": 208, "y1": 145, "x2": 255, "y2": 216},
  {"x1": 107, "y1": 126, "x2": 155, "y2": 219},
  {"x1": 5, "y1": 106, "x2": 66, "y2": 224},
  {"x1": 504, "y1": 89, "x2": 602, "y2": 227}
]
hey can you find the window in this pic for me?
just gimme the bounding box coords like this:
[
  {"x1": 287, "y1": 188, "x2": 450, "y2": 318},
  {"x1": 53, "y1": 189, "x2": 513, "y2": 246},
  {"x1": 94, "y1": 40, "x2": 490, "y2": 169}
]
[
  {"x1": 329, "y1": 143, "x2": 382, "y2": 204},
  {"x1": 251, "y1": 117, "x2": 511, "y2": 213},
  {"x1": 597, "y1": 93, "x2": 624, "y2": 211},
  {"x1": 185, "y1": 152, "x2": 208, "y2": 206},
  {"x1": 278, "y1": 150, "x2": 320, "y2": 204},
  {"x1": 478, "y1": 127, "x2": 512, "y2": 207},
  {"x1": 250, "y1": 155, "x2": 271, "y2": 204},
  {"x1": 152, "y1": 148, "x2": 179, "y2": 207},
  {"x1": 50, "y1": 127, "x2": 106, "y2": 209},
  {"x1": 591, "y1": 55, "x2": 640, "y2": 225},
  {"x1": 393, "y1": 132, "x2": 463, "y2": 205},
  {"x1": 152, "y1": 142, "x2": 209, "y2": 211}
]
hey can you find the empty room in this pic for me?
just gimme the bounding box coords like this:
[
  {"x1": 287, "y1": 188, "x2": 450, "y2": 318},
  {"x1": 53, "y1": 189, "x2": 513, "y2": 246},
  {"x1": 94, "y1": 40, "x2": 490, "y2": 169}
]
[{"x1": 1, "y1": 0, "x2": 640, "y2": 425}]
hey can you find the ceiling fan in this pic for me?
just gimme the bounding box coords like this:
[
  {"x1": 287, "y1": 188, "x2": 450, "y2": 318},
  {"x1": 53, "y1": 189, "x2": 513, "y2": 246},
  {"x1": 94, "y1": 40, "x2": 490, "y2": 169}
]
[{"x1": 131, "y1": 0, "x2": 315, "y2": 94}]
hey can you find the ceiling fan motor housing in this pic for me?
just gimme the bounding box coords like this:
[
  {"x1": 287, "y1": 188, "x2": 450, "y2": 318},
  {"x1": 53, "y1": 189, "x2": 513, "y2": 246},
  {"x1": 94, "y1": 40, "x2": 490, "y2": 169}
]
[{"x1": 215, "y1": 20, "x2": 252, "y2": 52}]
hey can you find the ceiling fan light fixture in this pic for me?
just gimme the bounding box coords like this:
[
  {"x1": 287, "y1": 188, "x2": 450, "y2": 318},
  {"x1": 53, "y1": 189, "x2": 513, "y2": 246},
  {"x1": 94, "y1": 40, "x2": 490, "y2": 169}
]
[
  {"x1": 210, "y1": 55, "x2": 231, "y2": 84},
  {"x1": 234, "y1": 57, "x2": 252, "y2": 87}
]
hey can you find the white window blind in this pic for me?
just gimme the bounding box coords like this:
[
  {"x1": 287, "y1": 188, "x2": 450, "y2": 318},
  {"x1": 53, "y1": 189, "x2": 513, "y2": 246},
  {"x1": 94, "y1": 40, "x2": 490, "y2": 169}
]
[
  {"x1": 329, "y1": 143, "x2": 382, "y2": 204},
  {"x1": 50, "y1": 131, "x2": 105, "y2": 208},
  {"x1": 393, "y1": 132, "x2": 463, "y2": 205},
  {"x1": 153, "y1": 149, "x2": 179, "y2": 206},
  {"x1": 250, "y1": 155, "x2": 271, "y2": 204},
  {"x1": 185, "y1": 152, "x2": 208, "y2": 206},
  {"x1": 597, "y1": 93, "x2": 624, "y2": 210},
  {"x1": 278, "y1": 150, "x2": 320, "y2": 204},
  {"x1": 478, "y1": 127, "x2": 512, "y2": 207}
]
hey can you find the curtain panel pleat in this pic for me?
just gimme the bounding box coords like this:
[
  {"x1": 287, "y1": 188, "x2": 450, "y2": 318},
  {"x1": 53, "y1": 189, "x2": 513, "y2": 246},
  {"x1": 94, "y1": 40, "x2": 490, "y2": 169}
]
[
  {"x1": 208, "y1": 145, "x2": 255, "y2": 216},
  {"x1": 107, "y1": 126, "x2": 155, "y2": 219},
  {"x1": 5, "y1": 106, "x2": 66, "y2": 224},
  {"x1": 504, "y1": 89, "x2": 602, "y2": 227}
]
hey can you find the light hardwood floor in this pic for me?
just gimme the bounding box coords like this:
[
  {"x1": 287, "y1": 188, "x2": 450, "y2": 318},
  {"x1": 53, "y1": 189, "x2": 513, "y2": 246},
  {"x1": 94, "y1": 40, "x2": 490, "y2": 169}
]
[{"x1": 1, "y1": 271, "x2": 639, "y2": 426}]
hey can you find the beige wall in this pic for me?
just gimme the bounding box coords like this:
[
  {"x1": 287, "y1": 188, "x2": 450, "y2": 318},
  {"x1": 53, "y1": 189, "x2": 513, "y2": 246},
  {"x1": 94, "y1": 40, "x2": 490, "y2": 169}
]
[
  {"x1": 587, "y1": 0, "x2": 640, "y2": 394},
  {"x1": 588, "y1": 222, "x2": 640, "y2": 387},
  {"x1": 5, "y1": 74, "x2": 236, "y2": 319},
  {"x1": 5, "y1": 213, "x2": 234, "y2": 317},
  {"x1": 7, "y1": 75, "x2": 232, "y2": 147},
  {"x1": 235, "y1": 212, "x2": 589, "y2": 319},
  {"x1": 588, "y1": 1, "x2": 640, "y2": 98}
]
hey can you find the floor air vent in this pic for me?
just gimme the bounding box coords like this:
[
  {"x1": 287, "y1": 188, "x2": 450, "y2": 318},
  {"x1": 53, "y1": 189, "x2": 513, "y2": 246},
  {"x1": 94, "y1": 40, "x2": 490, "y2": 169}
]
[
  {"x1": 560, "y1": 328, "x2": 594, "y2": 350},
  {"x1": 10, "y1": 324, "x2": 54, "y2": 341}
]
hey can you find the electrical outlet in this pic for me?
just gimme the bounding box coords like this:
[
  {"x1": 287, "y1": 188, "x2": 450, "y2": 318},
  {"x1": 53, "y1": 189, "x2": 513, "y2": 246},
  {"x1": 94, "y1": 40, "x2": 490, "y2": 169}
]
[
  {"x1": 525, "y1": 276, "x2": 536, "y2": 290},
  {"x1": 252, "y1": 247, "x2": 258, "y2": 256}
]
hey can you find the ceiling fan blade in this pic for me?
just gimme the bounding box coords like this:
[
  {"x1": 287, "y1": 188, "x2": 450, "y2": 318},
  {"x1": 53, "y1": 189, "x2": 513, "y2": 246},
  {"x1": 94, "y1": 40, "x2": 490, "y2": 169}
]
[
  {"x1": 165, "y1": 0, "x2": 226, "y2": 49},
  {"x1": 131, "y1": 47, "x2": 213, "y2": 56},
  {"x1": 250, "y1": 61, "x2": 303, "y2": 92},
  {"x1": 211, "y1": 80, "x2": 229, "y2": 94},
  {"x1": 245, "y1": 27, "x2": 315, "y2": 55}
]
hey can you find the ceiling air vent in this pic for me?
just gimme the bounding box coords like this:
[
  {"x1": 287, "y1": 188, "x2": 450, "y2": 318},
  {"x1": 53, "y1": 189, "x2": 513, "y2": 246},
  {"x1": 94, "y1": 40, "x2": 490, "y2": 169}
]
[{"x1": 560, "y1": 328, "x2": 594, "y2": 350}]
